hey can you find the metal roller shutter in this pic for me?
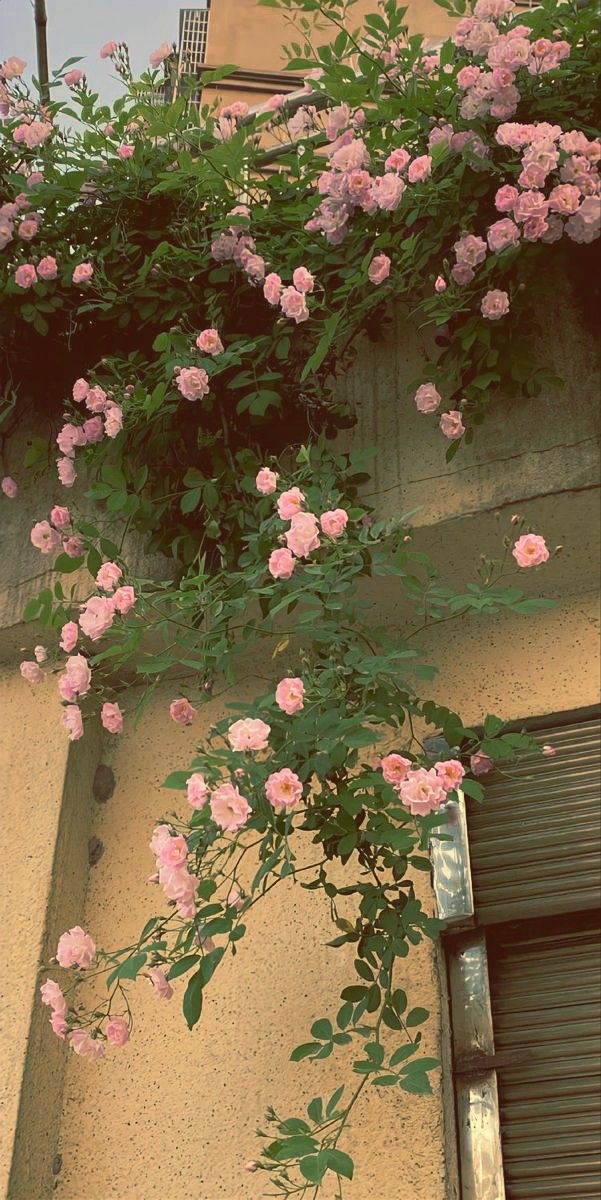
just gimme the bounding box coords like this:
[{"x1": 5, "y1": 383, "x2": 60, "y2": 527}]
[
  {"x1": 466, "y1": 718, "x2": 601, "y2": 924},
  {"x1": 487, "y1": 917, "x2": 601, "y2": 1200}
]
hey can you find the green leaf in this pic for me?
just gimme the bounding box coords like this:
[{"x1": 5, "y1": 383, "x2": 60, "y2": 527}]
[
  {"x1": 324, "y1": 1148, "x2": 354, "y2": 1180},
  {"x1": 181, "y1": 487, "x2": 203, "y2": 514},
  {"x1": 406, "y1": 1007, "x2": 429, "y2": 1027},
  {"x1": 311, "y1": 1018, "x2": 333, "y2": 1041},
  {"x1": 299, "y1": 1155, "x2": 327, "y2": 1184},
  {"x1": 106, "y1": 953, "x2": 147, "y2": 989},
  {"x1": 307, "y1": 1096, "x2": 323, "y2": 1123},
  {"x1": 167, "y1": 954, "x2": 200, "y2": 980},
  {"x1": 53, "y1": 552, "x2": 84, "y2": 574},
  {"x1": 161, "y1": 771, "x2": 191, "y2": 790},
  {"x1": 182, "y1": 968, "x2": 204, "y2": 1029},
  {"x1": 290, "y1": 1042, "x2": 320, "y2": 1062}
]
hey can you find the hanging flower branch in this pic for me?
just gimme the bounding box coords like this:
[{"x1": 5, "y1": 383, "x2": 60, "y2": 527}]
[{"x1": 1, "y1": 0, "x2": 599, "y2": 1192}]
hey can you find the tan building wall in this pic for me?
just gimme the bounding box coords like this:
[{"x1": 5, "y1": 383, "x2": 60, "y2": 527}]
[
  {"x1": 199, "y1": 0, "x2": 456, "y2": 108},
  {"x1": 0, "y1": 280, "x2": 599, "y2": 1198}
]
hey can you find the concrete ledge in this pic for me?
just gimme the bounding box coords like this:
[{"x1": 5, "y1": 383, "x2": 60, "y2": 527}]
[{"x1": 0, "y1": 672, "x2": 102, "y2": 1200}]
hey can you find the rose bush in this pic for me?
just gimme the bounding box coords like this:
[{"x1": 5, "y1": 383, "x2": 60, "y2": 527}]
[{"x1": 2, "y1": 0, "x2": 599, "y2": 1192}]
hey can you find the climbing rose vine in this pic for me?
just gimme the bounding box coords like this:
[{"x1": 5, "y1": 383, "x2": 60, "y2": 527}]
[{"x1": 2, "y1": 0, "x2": 599, "y2": 1192}]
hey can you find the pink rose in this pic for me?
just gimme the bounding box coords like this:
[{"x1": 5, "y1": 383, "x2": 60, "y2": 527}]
[
  {"x1": 56, "y1": 925, "x2": 96, "y2": 969},
  {"x1": 244, "y1": 254, "x2": 266, "y2": 283},
  {"x1": 60, "y1": 622, "x2": 78, "y2": 652},
  {"x1": 72, "y1": 378, "x2": 89, "y2": 403},
  {"x1": 277, "y1": 487, "x2": 304, "y2": 519},
  {"x1": 57, "y1": 457, "x2": 77, "y2": 488},
  {"x1": 83, "y1": 415, "x2": 104, "y2": 443},
  {"x1": 18, "y1": 217, "x2": 40, "y2": 241},
  {"x1": 440, "y1": 410, "x2": 466, "y2": 440},
  {"x1": 147, "y1": 966, "x2": 173, "y2": 1000},
  {"x1": 104, "y1": 403, "x2": 123, "y2": 438},
  {"x1": 368, "y1": 253, "x2": 391, "y2": 285},
  {"x1": 72, "y1": 263, "x2": 93, "y2": 284},
  {"x1": 286, "y1": 511, "x2": 320, "y2": 558},
  {"x1": 481, "y1": 289, "x2": 510, "y2": 319},
  {"x1": 268, "y1": 548, "x2": 296, "y2": 579},
  {"x1": 320, "y1": 508, "x2": 348, "y2": 538},
  {"x1": 435, "y1": 759, "x2": 465, "y2": 792},
  {"x1": 157, "y1": 834, "x2": 188, "y2": 871},
  {"x1": 451, "y1": 264, "x2": 475, "y2": 286},
  {"x1": 111, "y1": 585, "x2": 136, "y2": 615},
  {"x1": 385, "y1": 147, "x2": 410, "y2": 173},
  {"x1": 513, "y1": 190, "x2": 549, "y2": 224},
  {"x1": 487, "y1": 218, "x2": 520, "y2": 253},
  {"x1": 398, "y1": 767, "x2": 447, "y2": 816},
  {"x1": 101, "y1": 702, "x2": 123, "y2": 734},
  {"x1": 454, "y1": 233, "x2": 487, "y2": 268},
  {"x1": 2, "y1": 476, "x2": 17, "y2": 498},
  {"x1": 263, "y1": 272, "x2": 283, "y2": 305},
  {"x1": 280, "y1": 286, "x2": 309, "y2": 324},
  {"x1": 34, "y1": 645, "x2": 47, "y2": 663},
  {"x1": 256, "y1": 467, "x2": 278, "y2": 494},
  {"x1": 96, "y1": 561, "x2": 122, "y2": 592},
  {"x1": 265, "y1": 768, "x2": 303, "y2": 810},
  {"x1": 457, "y1": 65, "x2": 481, "y2": 89},
  {"x1": 40, "y1": 978, "x2": 67, "y2": 1013},
  {"x1": 37, "y1": 255, "x2": 58, "y2": 280},
  {"x1": 228, "y1": 717, "x2": 271, "y2": 751},
  {"x1": 85, "y1": 385, "x2": 108, "y2": 412},
  {"x1": 275, "y1": 677, "x2": 305, "y2": 715},
  {"x1": 227, "y1": 888, "x2": 244, "y2": 911},
  {"x1": 292, "y1": 267, "x2": 315, "y2": 294},
  {"x1": 196, "y1": 328, "x2": 224, "y2": 356},
  {"x1": 100, "y1": 42, "x2": 118, "y2": 59},
  {"x1": 434, "y1": 275, "x2": 447, "y2": 293},
  {"x1": 512, "y1": 533, "x2": 549, "y2": 567},
  {"x1": 63, "y1": 653, "x2": 92, "y2": 697},
  {"x1": 542, "y1": 744, "x2": 556, "y2": 757},
  {"x1": 186, "y1": 772, "x2": 210, "y2": 809},
  {"x1": 2, "y1": 56, "x2": 26, "y2": 78},
  {"x1": 170, "y1": 697, "x2": 197, "y2": 725},
  {"x1": 548, "y1": 183, "x2": 581, "y2": 216},
  {"x1": 149, "y1": 41, "x2": 172, "y2": 68},
  {"x1": 210, "y1": 783, "x2": 252, "y2": 832},
  {"x1": 407, "y1": 155, "x2": 432, "y2": 183},
  {"x1": 20, "y1": 660, "x2": 44, "y2": 684},
  {"x1": 31, "y1": 520, "x2": 61, "y2": 554},
  {"x1": 64, "y1": 69, "x2": 83, "y2": 86},
  {"x1": 106, "y1": 1016, "x2": 129, "y2": 1047},
  {"x1": 15, "y1": 263, "x2": 37, "y2": 289},
  {"x1": 50, "y1": 505, "x2": 71, "y2": 529},
  {"x1": 380, "y1": 754, "x2": 412, "y2": 786},
  {"x1": 414, "y1": 383, "x2": 441, "y2": 414},
  {"x1": 62, "y1": 536, "x2": 84, "y2": 558},
  {"x1": 69, "y1": 1030, "x2": 105, "y2": 1061},
  {"x1": 117, "y1": 144, "x2": 134, "y2": 160},
  {"x1": 50, "y1": 1010, "x2": 68, "y2": 1038},
  {"x1": 175, "y1": 366, "x2": 209, "y2": 402},
  {"x1": 79, "y1": 596, "x2": 115, "y2": 641},
  {"x1": 373, "y1": 173, "x2": 406, "y2": 211},
  {"x1": 149, "y1": 824, "x2": 171, "y2": 856},
  {"x1": 470, "y1": 751, "x2": 493, "y2": 776},
  {"x1": 57, "y1": 422, "x2": 87, "y2": 458}
]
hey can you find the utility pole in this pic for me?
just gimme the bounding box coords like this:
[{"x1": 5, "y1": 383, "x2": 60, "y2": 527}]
[{"x1": 34, "y1": 0, "x2": 50, "y2": 105}]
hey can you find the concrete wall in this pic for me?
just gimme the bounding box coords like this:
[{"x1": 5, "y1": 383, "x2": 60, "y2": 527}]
[{"x1": 0, "y1": 275, "x2": 599, "y2": 1200}]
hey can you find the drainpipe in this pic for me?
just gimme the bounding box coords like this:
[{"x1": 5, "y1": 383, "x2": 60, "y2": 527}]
[{"x1": 34, "y1": 0, "x2": 50, "y2": 106}]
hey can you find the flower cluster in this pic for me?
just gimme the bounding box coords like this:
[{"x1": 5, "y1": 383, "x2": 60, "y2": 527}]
[
  {"x1": 41, "y1": 926, "x2": 131, "y2": 1056},
  {"x1": 380, "y1": 753, "x2": 465, "y2": 815}
]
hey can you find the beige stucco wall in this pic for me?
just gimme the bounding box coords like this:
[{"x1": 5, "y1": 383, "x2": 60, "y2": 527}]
[{"x1": 0, "y1": 278, "x2": 599, "y2": 1199}]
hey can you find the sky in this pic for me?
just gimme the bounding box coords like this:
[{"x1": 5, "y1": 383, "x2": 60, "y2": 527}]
[{"x1": 0, "y1": 0, "x2": 187, "y2": 105}]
